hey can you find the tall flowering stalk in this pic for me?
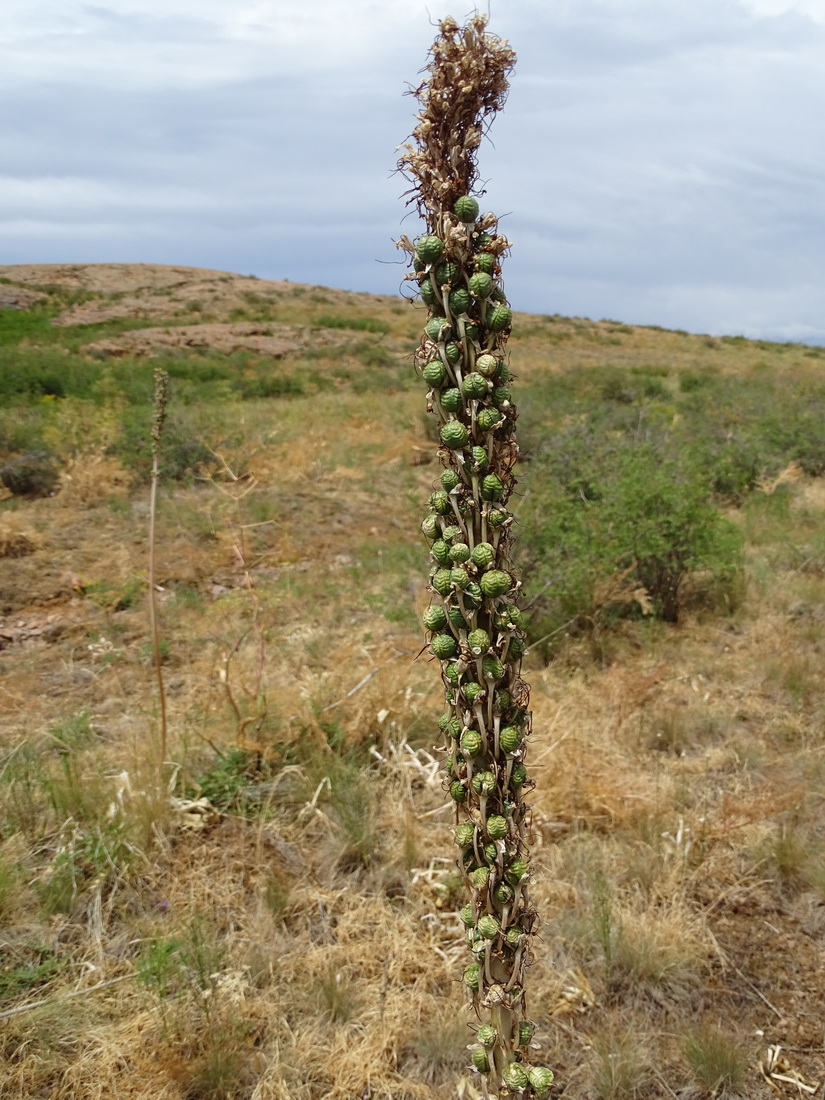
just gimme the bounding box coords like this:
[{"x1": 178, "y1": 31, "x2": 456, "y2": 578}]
[{"x1": 397, "y1": 15, "x2": 553, "y2": 1100}]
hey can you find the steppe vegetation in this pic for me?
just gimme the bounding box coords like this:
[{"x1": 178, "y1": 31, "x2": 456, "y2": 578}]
[{"x1": 0, "y1": 262, "x2": 823, "y2": 1099}]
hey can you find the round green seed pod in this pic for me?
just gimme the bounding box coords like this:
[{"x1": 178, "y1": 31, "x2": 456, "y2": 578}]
[
  {"x1": 434, "y1": 260, "x2": 458, "y2": 286},
  {"x1": 440, "y1": 469, "x2": 461, "y2": 492},
  {"x1": 510, "y1": 763, "x2": 528, "y2": 788},
  {"x1": 518, "y1": 1021, "x2": 536, "y2": 1047},
  {"x1": 487, "y1": 304, "x2": 513, "y2": 332},
  {"x1": 422, "y1": 359, "x2": 447, "y2": 387},
  {"x1": 454, "y1": 195, "x2": 480, "y2": 222},
  {"x1": 422, "y1": 605, "x2": 447, "y2": 632},
  {"x1": 449, "y1": 541, "x2": 471, "y2": 563},
  {"x1": 483, "y1": 842, "x2": 498, "y2": 864},
  {"x1": 529, "y1": 1067, "x2": 555, "y2": 1097},
  {"x1": 486, "y1": 814, "x2": 508, "y2": 840},
  {"x1": 460, "y1": 729, "x2": 482, "y2": 756},
  {"x1": 462, "y1": 372, "x2": 488, "y2": 400},
  {"x1": 495, "y1": 606, "x2": 523, "y2": 630},
  {"x1": 462, "y1": 963, "x2": 480, "y2": 991},
  {"x1": 468, "y1": 271, "x2": 494, "y2": 299},
  {"x1": 475, "y1": 231, "x2": 494, "y2": 249},
  {"x1": 443, "y1": 662, "x2": 462, "y2": 686},
  {"x1": 500, "y1": 725, "x2": 522, "y2": 753},
  {"x1": 431, "y1": 633, "x2": 457, "y2": 660},
  {"x1": 467, "y1": 628, "x2": 491, "y2": 654},
  {"x1": 419, "y1": 278, "x2": 438, "y2": 306},
  {"x1": 475, "y1": 352, "x2": 499, "y2": 377},
  {"x1": 477, "y1": 1024, "x2": 497, "y2": 1049},
  {"x1": 440, "y1": 421, "x2": 469, "y2": 450},
  {"x1": 470, "y1": 446, "x2": 488, "y2": 471},
  {"x1": 448, "y1": 606, "x2": 469, "y2": 631},
  {"x1": 502, "y1": 1062, "x2": 530, "y2": 1091},
  {"x1": 440, "y1": 387, "x2": 462, "y2": 413},
  {"x1": 471, "y1": 542, "x2": 496, "y2": 569},
  {"x1": 470, "y1": 866, "x2": 490, "y2": 889},
  {"x1": 429, "y1": 490, "x2": 450, "y2": 515},
  {"x1": 463, "y1": 681, "x2": 485, "y2": 704},
  {"x1": 455, "y1": 823, "x2": 476, "y2": 848},
  {"x1": 416, "y1": 235, "x2": 445, "y2": 264},
  {"x1": 494, "y1": 689, "x2": 512, "y2": 714},
  {"x1": 508, "y1": 636, "x2": 527, "y2": 659},
  {"x1": 506, "y1": 857, "x2": 530, "y2": 883},
  {"x1": 459, "y1": 902, "x2": 476, "y2": 927},
  {"x1": 425, "y1": 317, "x2": 451, "y2": 342},
  {"x1": 476, "y1": 407, "x2": 502, "y2": 432},
  {"x1": 431, "y1": 569, "x2": 452, "y2": 596},
  {"x1": 444, "y1": 341, "x2": 462, "y2": 365},
  {"x1": 474, "y1": 252, "x2": 496, "y2": 274},
  {"x1": 464, "y1": 582, "x2": 483, "y2": 609},
  {"x1": 478, "y1": 913, "x2": 500, "y2": 940},
  {"x1": 463, "y1": 322, "x2": 481, "y2": 342},
  {"x1": 447, "y1": 717, "x2": 463, "y2": 740},
  {"x1": 448, "y1": 288, "x2": 471, "y2": 315},
  {"x1": 494, "y1": 881, "x2": 514, "y2": 905},
  {"x1": 472, "y1": 770, "x2": 496, "y2": 795},
  {"x1": 480, "y1": 474, "x2": 505, "y2": 501},
  {"x1": 480, "y1": 570, "x2": 512, "y2": 598},
  {"x1": 471, "y1": 1047, "x2": 491, "y2": 1074},
  {"x1": 450, "y1": 566, "x2": 470, "y2": 591},
  {"x1": 482, "y1": 655, "x2": 505, "y2": 681},
  {"x1": 450, "y1": 780, "x2": 468, "y2": 803},
  {"x1": 505, "y1": 926, "x2": 523, "y2": 948},
  {"x1": 487, "y1": 507, "x2": 510, "y2": 528},
  {"x1": 492, "y1": 385, "x2": 512, "y2": 409},
  {"x1": 430, "y1": 539, "x2": 451, "y2": 565},
  {"x1": 440, "y1": 524, "x2": 461, "y2": 542},
  {"x1": 421, "y1": 514, "x2": 440, "y2": 540}
]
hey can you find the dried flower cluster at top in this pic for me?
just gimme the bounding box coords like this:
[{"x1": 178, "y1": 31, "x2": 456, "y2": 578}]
[{"x1": 396, "y1": 15, "x2": 554, "y2": 1100}]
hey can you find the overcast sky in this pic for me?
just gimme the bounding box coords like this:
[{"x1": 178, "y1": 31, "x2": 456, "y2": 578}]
[{"x1": 3, "y1": 0, "x2": 825, "y2": 342}]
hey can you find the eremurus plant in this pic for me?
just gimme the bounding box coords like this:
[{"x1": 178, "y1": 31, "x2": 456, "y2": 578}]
[{"x1": 397, "y1": 14, "x2": 554, "y2": 1099}]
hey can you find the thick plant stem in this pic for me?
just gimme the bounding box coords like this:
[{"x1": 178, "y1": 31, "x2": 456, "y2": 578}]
[{"x1": 398, "y1": 14, "x2": 554, "y2": 1100}]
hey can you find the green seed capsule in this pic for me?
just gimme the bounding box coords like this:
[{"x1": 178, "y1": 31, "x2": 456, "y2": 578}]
[
  {"x1": 487, "y1": 304, "x2": 513, "y2": 332},
  {"x1": 510, "y1": 763, "x2": 528, "y2": 788},
  {"x1": 500, "y1": 725, "x2": 522, "y2": 753},
  {"x1": 425, "y1": 317, "x2": 452, "y2": 342},
  {"x1": 463, "y1": 681, "x2": 485, "y2": 704},
  {"x1": 482, "y1": 655, "x2": 505, "y2": 681},
  {"x1": 431, "y1": 539, "x2": 451, "y2": 565},
  {"x1": 447, "y1": 717, "x2": 463, "y2": 739},
  {"x1": 478, "y1": 914, "x2": 500, "y2": 939},
  {"x1": 447, "y1": 606, "x2": 469, "y2": 630},
  {"x1": 441, "y1": 524, "x2": 461, "y2": 542},
  {"x1": 529, "y1": 1067, "x2": 555, "y2": 1097},
  {"x1": 429, "y1": 491, "x2": 450, "y2": 515},
  {"x1": 416, "y1": 235, "x2": 445, "y2": 264},
  {"x1": 492, "y1": 385, "x2": 512, "y2": 409},
  {"x1": 477, "y1": 1024, "x2": 497, "y2": 1048},
  {"x1": 431, "y1": 569, "x2": 452, "y2": 596},
  {"x1": 422, "y1": 605, "x2": 447, "y2": 632},
  {"x1": 464, "y1": 582, "x2": 483, "y2": 609},
  {"x1": 487, "y1": 507, "x2": 510, "y2": 528},
  {"x1": 449, "y1": 288, "x2": 471, "y2": 315},
  {"x1": 455, "y1": 823, "x2": 475, "y2": 848},
  {"x1": 475, "y1": 232, "x2": 494, "y2": 249},
  {"x1": 421, "y1": 514, "x2": 440, "y2": 540},
  {"x1": 505, "y1": 926, "x2": 523, "y2": 947},
  {"x1": 502, "y1": 1062, "x2": 530, "y2": 1091},
  {"x1": 480, "y1": 474, "x2": 505, "y2": 501},
  {"x1": 475, "y1": 353, "x2": 499, "y2": 377},
  {"x1": 486, "y1": 814, "x2": 508, "y2": 840},
  {"x1": 449, "y1": 542, "x2": 471, "y2": 563},
  {"x1": 444, "y1": 662, "x2": 462, "y2": 686},
  {"x1": 450, "y1": 567, "x2": 470, "y2": 590},
  {"x1": 462, "y1": 372, "x2": 488, "y2": 400},
  {"x1": 467, "y1": 628, "x2": 491, "y2": 654},
  {"x1": 470, "y1": 866, "x2": 490, "y2": 889},
  {"x1": 444, "y1": 341, "x2": 462, "y2": 365},
  {"x1": 470, "y1": 542, "x2": 495, "y2": 569},
  {"x1": 441, "y1": 421, "x2": 469, "y2": 450},
  {"x1": 450, "y1": 781, "x2": 468, "y2": 803},
  {"x1": 470, "y1": 446, "x2": 488, "y2": 471},
  {"x1": 460, "y1": 903, "x2": 476, "y2": 927},
  {"x1": 440, "y1": 469, "x2": 461, "y2": 492},
  {"x1": 483, "y1": 842, "x2": 497, "y2": 864},
  {"x1": 454, "y1": 195, "x2": 480, "y2": 222},
  {"x1": 477, "y1": 408, "x2": 502, "y2": 433},
  {"x1": 506, "y1": 857, "x2": 529, "y2": 883},
  {"x1": 419, "y1": 278, "x2": 438, "y2": 306},
  {"x1": 434, "y1": 260, "x2": 459, "y2": 286},
  {"x1": 494, "y1": 881, "x2": 514, "y2": 905},
  {"x1": 468, "y1": 272, "x2": 494, "y2": 299},
  {"x1": 508, "y1": 636, "x2": 527, "y2": 659},
  {"x1": 431, "y1": 634, "x2": 457, "y2": 660},
  {"x1": 462, "y1": 963, "x2": 480, "y2": 991},
  {"x1": 463, "y1": 322, "x2": 481, "y2": 342},
  {"x1": 495, "y1": 606, "x2": 522, "y2": 629},
  {"x1": 494, "y1": 689, "x2": 512, "y2": 713},
  {"x1": 471, "y1": 1047, "x2": 491, "y2": 1074},
  {"x1": 472, "y1": 770, "x2": 496, "y2": 795},
  {"x1": 474, "y1": 252, "x2": 496, "y2": 274},
  {"x1": 518, "y1": 1021, "x2": 535, "y2": 1047},
  {"x1": 460, "y1": 729, "x2": 482, "y2": 756},
  {"x1": 480, "y1": 570, "x2": 511, "y2": 598},
  {"x1": 422, "y1": 359, "x2": 447, "y2": 387},
  {"x1": 440, "y1": 387, "x2": 462, "y2": 413}
]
